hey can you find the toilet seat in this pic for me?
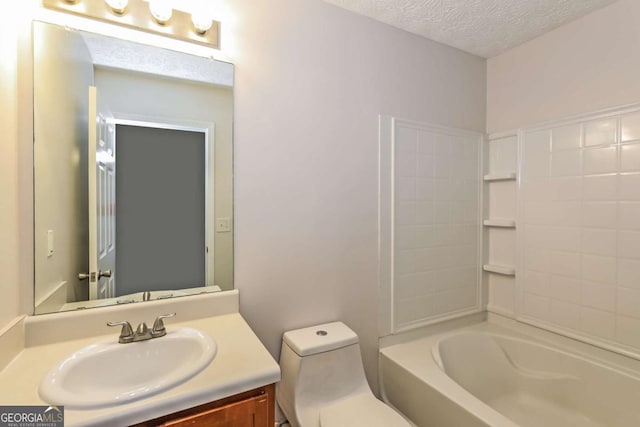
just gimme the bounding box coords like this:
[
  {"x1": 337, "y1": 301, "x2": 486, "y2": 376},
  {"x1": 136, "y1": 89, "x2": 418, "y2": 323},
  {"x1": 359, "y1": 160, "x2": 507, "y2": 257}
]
[{"x1": 319, "y1": 393, "x2": 411, "y2": 427}]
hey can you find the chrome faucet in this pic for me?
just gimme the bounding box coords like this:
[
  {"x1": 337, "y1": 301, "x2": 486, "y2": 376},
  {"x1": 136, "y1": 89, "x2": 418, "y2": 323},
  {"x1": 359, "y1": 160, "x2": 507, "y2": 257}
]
[{"x1": 107, "y1": 313, "x2": 176, "y2": 343}]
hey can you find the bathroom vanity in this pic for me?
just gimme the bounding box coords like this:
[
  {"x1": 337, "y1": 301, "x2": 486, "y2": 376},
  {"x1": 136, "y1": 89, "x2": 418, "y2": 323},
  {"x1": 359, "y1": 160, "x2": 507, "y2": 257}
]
[
  {"x1": 0, "y1": 5, "x2": 283, "y2": 425},
  {"x1": 132, "y1": 384, "x2": 274, "y2": 427},
  {"x1": 0, "y1": 291, "x2": 280, "y2": 426}
]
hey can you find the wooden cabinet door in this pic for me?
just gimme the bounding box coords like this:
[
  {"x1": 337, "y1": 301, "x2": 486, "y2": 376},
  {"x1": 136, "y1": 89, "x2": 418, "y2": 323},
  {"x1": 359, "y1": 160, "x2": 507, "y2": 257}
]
[
  {"x1": 161, "y1": 393, "x2": 269, "y2": 427},
  {"x1": 131, "y1": 384, "x2": 275, "y2": 427}
]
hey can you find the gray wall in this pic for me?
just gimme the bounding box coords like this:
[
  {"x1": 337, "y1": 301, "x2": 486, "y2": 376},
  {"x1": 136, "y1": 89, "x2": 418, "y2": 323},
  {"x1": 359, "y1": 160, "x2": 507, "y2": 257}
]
[
  {"x1": 116, "y1": 125, "x2": 206, "y2": 295},
  {"x1": 232, "y1": 0, "x2": 486, "y2": 394}
]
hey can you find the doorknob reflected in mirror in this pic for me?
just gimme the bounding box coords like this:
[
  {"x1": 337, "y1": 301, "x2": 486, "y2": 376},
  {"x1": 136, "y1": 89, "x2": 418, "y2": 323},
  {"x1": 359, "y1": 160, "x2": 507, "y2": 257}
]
[
  {"x1": 99, "y1": 270, "x2": 113, "y2": 279},
  {"x1": 78, "y1": 270, "x2": 112, "y2": 281}
]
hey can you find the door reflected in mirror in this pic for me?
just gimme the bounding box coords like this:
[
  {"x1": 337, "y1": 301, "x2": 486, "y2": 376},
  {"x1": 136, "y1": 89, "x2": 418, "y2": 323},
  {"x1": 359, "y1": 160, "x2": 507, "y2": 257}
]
[{"x1": 33, "y1": 21, "x2": 234, "y2": 314}]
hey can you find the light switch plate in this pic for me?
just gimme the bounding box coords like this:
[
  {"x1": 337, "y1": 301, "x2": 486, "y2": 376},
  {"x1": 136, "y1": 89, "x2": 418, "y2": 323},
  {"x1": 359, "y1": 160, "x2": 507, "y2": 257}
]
[
  {"x1": 47, "y1": 230, "x2": 54, "y2": 257},
  {"x1": 215, "y1": 218, "x2": 231, "y2": 233}
]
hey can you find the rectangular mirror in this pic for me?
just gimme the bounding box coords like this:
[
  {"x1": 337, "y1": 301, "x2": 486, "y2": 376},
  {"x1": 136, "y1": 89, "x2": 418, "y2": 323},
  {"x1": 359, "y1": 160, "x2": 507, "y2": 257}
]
[{"x1": 33, "y1": 20, "x2": 234, "y2": 314}]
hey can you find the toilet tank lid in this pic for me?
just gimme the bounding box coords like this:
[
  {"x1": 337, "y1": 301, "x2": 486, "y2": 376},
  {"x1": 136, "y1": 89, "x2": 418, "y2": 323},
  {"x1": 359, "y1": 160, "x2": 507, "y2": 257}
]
[{"x1": 283, "y1": 322, "x2": 359, "y2": 356}]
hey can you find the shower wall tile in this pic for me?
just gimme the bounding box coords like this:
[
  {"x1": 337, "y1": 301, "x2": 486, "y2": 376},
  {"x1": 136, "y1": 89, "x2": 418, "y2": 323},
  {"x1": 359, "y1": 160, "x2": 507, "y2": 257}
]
[
  {"x1": 581, "y1": 254, "x2": 616, "y2": 285},
  {"x1": 416, "y1": 155, "x2": 434, "y2": 178},
  {"x1": 416, "y1": 181, "x2": 435, "y2": 202},
  {"x1": 548, "y1": 275, "x2": 581, "y2": 304},
  {"x1": 526, "y1": 247, "x2": 550, "y2": 272},
  {"x1": 490, "y1": 135, "x2": 518, "y2": 171},
  {"x1": 619, "y1": 202, "x2": 640, "y2": 230},
  {"x1": 583, "y1": 147, "x2": 617, "y2": 174},
  {"x1": 519, "y1": 107, "x2": 640, "y2": 357},
  {"x1": 549, "y1": 251, "x2": 580, "y2": 278},
  {"x1": 620, "y1": 143, "x2": 640, "y2": 172},
  {"x1": 395, "y1": 202, "x2": 415, "y2": 226},
  {"x1": 584, "y1": 118, "x2": 617, "y2": 147},
  {"x1": 524, "y1": 292, "x2": 551, "y2": 318},
  {"x1": 581, "y1": 228, "x2": 616, "y2": 256},
  {"x1": 396, "y1": 147, "x2": 416, "y2": 177},
  {"x1": 621, "y1": 112, "x2": 640, "y2": 142},
  {"x1": 396, "y1": 250, "x2": 416, "y2": 275},
  {"x1": 525, "y1": 271, "x2": 551, "y2": 296},
  {"x1": 619, "y1": 173, "x2": 640, "y2": 200},
  {"x1": 415, "y1": 202, "x2": 434, "y2": 224},
  {"x1": 618, "y1": 231, "x2": 640, "y2": 259},
  {"x1": 552, "y1": 124, "x2": 581, "y2": 151},
  {"x1": 581, "y1": 281, "x2": 616, "y2": 312},
  {"x1": 582, "y1": 202, "x2": 617, "y2": 229},
  {"x1": 581, "y1": 307, "x2": 616, "y2": 340},
  {"x1": 549, "y1": 300, "x2": 580, "y2": 330},
  {"x1": 618, "y1": 258, "x2": 640, "y2": 289},
  {"x1": 551, "y1": 177, "x2": 582, "y2": 201},
  {"x1": 396, "y1": 178, "x2": 415, "y2": 201},
  {"x1": 618, "y1": 288, "x2": 640, "y2": 319},
  {"x1": 523, "y1": 146, "x2": 550, "y2": 179},
  {"x1": 393, "y1": 121, "x2": 481, "y2": 330},
  {"x1": 584, "y1": 175, "x2": 617, "y2": 201},
  {"x1": 551, "y1": 150, "x2": 582, "y2": 177},
  {"x1": 616, "y1": 316, "x2": 640, "y2": 348}
]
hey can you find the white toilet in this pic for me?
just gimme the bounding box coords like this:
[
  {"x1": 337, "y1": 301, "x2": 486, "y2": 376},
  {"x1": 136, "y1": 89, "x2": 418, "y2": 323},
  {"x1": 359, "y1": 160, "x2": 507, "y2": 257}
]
[{"x1": 277, "y1": 321, "x2": 411, "y2": 427}]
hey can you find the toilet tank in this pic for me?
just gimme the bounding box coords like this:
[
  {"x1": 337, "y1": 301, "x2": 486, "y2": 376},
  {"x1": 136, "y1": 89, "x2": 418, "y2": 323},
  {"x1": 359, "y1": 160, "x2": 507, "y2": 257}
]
[{"x1": 277, "y1": 322, "x2": 371, "y2": 427}]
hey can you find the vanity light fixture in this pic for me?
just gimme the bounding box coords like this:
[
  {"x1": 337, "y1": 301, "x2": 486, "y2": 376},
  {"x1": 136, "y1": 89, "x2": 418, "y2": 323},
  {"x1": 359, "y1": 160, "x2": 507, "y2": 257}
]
[
  {"x1": 191, "y1": 12, "x2": 213, "y2": 35},
  {"x1": 148, "y1": 0, "x2": 172, "y2": 25},
  {"x1": 42, "y1": 0, "x2": 220, "y2": 48},
  {"x1": 104, "y1": 0, "x2": 128, "y2": 14}
]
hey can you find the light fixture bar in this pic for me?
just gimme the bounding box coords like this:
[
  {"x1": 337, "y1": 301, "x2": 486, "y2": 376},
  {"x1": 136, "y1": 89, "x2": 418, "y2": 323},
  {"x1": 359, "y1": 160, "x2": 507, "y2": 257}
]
[{"x1": 43, "y1": 0, "x2": 220, "y2": 49}]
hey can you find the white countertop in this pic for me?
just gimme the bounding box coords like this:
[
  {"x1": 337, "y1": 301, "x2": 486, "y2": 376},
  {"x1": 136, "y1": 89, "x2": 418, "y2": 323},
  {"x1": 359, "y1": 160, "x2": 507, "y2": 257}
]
[{"x1": 0, "y1": 292, "x2": 281, "y2": 426}]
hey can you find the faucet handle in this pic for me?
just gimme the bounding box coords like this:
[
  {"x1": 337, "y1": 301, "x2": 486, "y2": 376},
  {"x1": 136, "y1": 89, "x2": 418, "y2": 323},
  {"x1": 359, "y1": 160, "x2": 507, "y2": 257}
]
[
  {"x1": 107, "y1": 321, "x2": 134, "y2": 343},
  {"x1": 151, "y1": 313, "x2": 176, "y2": 337}
]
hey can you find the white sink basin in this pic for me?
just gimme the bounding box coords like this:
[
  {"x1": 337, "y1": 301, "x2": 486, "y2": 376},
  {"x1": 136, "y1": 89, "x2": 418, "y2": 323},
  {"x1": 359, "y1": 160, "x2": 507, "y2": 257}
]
[{"x1": 39, "y1": 327, "x2": 217, "y2": 410}]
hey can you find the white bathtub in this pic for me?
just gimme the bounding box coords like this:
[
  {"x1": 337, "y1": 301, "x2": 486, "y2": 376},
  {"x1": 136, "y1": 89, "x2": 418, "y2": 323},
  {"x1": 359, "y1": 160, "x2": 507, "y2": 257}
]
[{"x1": 379, "y1": 316, "x2": 640, "y2": 427}]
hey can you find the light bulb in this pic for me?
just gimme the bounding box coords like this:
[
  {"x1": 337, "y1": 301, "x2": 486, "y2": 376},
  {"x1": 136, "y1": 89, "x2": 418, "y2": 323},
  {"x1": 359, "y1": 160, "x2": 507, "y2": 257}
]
[
  {"x1": 104, "y1": 0, "x2": 128, "y2": 14},
  {"x1": 149, "y1": 0, "x2": 173, "y2": 25},
  {"x1": 191, "y1": 13, "x2": 213, "y2": 34}
]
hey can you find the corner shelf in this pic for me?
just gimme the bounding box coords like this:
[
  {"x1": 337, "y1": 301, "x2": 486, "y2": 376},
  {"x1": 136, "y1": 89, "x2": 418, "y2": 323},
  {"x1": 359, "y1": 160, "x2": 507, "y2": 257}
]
[
  {"x1": 483, "y1": 264, "x2": 516, "y2": 276},
  {"x1": 483, "y1": 172, "x2": 517, "y2": 182},
  {"x1": 483, "y1": 219, "x2": 516, "y2": 228}
]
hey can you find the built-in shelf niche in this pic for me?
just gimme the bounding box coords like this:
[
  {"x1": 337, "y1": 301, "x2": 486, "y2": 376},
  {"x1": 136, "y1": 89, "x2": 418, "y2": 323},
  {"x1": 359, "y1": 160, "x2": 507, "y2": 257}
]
[{"x1": 484, "y1": 132, "x2": 518, "y2": 319}]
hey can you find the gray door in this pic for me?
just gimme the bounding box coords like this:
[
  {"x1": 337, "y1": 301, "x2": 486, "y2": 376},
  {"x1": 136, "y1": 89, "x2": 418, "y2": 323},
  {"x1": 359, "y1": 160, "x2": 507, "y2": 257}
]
[{"x1": 115, "y1": 124, "x2": 206, "y2": 296}]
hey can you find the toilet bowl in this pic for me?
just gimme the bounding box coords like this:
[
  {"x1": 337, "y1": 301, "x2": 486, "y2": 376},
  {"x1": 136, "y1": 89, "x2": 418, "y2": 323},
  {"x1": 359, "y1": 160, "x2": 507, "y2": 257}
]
[{"x1": 276, "y1": 322, "x2": 411, "y2": 427}]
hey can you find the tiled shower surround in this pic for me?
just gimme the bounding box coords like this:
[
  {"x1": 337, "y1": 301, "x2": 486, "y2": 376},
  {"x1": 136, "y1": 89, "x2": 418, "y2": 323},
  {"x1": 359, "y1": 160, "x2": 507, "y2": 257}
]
[
  {"x1": 519, "y1": 107, "x2": 640, "y2": 355},
  {"x1": 392, "y1": 120, "x2": 482, "y2": 331}
]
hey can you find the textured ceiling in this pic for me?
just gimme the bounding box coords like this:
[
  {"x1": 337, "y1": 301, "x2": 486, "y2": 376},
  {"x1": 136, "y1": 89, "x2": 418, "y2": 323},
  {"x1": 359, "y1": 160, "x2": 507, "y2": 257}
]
[
  {"x1": 323, "y1": 0, "x2": 619, "y2": 57},
  {"x1": 81, "y1": 32, "x2": 233, "y2": 87}
]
